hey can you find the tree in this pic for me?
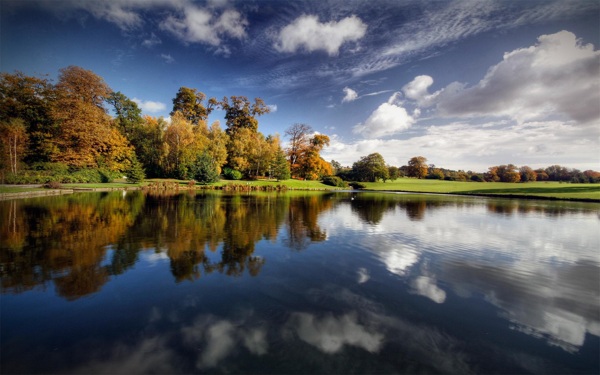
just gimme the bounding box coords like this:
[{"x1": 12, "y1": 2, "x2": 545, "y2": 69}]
[
  {"x1": 519, "y1": 166, "x2": 537, "y2": 182},
  {"x1": 351, "y1": 153, "x2": 389, "y2": 182},
  {"x1": 407, "y1": 156, "x2": 428, "y2": 179},
  {"x1": 271, "y1": 147, "x2": 291, "y2": 181},
  {"x1": 191, "y1": 152, "x2": 220, "y2": 184},
  {"x1": 388, "y1": 166, "x2": 401, "y2": 180},
  {"x1": 0, "y1": 71, "x2": 54, "y2": 163},
  {"x1": 163, "y1": 112, "x2": 197, "y2": 179},
  {"x1": 0, "y1": 118, "x2": 28, "y2": 174},
  {"x1": 170, "y1": 87, "x2": 215, "y2": 126},
  {"x1": 205, "y1": 121, "x2": 229, "y2": 175},
  {"x1": 125, "y1": 155, "x2": 145, "y2": 183},
  {"x1": 107, "y1": 91, "x2": 143, "y2": 138},
  {"x1": 219, "y1": 96, "x2": 270, "y2": 134},
  {"x1": 49, "y1": 66, "x2": 134, "y2": 171},
  {"x1": 285, "y1": 123, "x2": 312, "y2": 171}
]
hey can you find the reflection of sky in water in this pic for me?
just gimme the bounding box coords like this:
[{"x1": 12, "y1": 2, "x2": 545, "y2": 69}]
[{"x1": 320, "y1": 200, "x2": 600, "y2": 353}]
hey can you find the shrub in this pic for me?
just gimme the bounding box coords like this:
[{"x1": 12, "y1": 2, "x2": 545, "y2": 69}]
[
  {"x1": 348, "y1": 182, "x2": 366, "y2": 189},
  {"x1": 322, "y1": 175, "x2": 348, "y2": 188},
  {"x1": 223, "y1": 167, "x2": 243, "y2": 180},
  {"x1": 43, "y1": 181, "x2": 62, "y2": 189}
]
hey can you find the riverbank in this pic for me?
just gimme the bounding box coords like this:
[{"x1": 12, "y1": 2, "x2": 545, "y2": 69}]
[{"x1": 1, "y1": 179, "x2": 599, "y2": 202}]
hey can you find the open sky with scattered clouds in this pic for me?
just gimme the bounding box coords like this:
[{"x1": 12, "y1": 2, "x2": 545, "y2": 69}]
[{"x1": 2, "y1": 0, "x2": 599, "y2": 171}]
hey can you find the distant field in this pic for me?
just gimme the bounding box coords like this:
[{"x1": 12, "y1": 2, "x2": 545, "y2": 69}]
[{"x1": 361, "y1": 179, "x2": 600, "y2": 201}]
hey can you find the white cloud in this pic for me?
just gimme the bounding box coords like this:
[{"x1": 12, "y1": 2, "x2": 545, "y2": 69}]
[
  {"x1": 323, "y1": 119, "x2": 600, "y2": 172},
  {"x1": 353, "y1": 93, "x2": 419, "y2": 138},
  {"x1": 142, "y1": 33, "x2": 162, "y2": 48},
  {"x1": 435, "y1": 31, "x2": 600, "y2": 124},
  {"x1": 342, "y1": 87, "x2": 358, "y2": 103},
  {"x1": 267, "y1": 104, "x2": 278, "y2": 112},
  {"x1": 132, "y1": 98, "x2": 167, "y2": 113},
  {"x1": 287, "y1": 312, "x2": 384, "y2": 354},
  {"x1": 402, "y1": 75, "x2": 439, "y2": 107},
  {"x1": 160, "y1": 53, "x2": 175, "y2": 63},
  {"x1": 275, "y1": 15, "x2": 367, "y2": 56}
]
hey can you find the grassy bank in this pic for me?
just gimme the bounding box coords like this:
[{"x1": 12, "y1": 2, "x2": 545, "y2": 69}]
[
  {"x1": 2, "y1": 178, "x2": 599, "y2": 201},
  {"x1": 360, "y1": 179, "x2": 600, "y2": 201}
]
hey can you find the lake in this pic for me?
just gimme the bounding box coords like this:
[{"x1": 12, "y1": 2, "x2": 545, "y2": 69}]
[{"x1": 1, "y1": 190, "x2": 599, "y2": 374}]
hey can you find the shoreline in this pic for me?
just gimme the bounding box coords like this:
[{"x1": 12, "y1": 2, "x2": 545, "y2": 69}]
[{"x1": 1, "y1": 184, "x2": 599, "y2": 203}]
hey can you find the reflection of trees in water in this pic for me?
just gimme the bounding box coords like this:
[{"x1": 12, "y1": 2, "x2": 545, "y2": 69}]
[
  {"x1": 0, "y1": 192, "x2": 144, "y2": 298},
  {"x1": 349, "y1": 194, "x2": 466, "y2": 223},
  {"x1": 1, "y1": 191, "x2": 336, "y2": 296},
  {"x1": 486, "y1": 200, "x2": 600, "y2": 217},
  {"x1": 284, "y1": 194, "x2": 332, "y2": 251}
]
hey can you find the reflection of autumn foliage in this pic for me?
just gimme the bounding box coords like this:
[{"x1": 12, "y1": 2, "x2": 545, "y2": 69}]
[
  {"x1": 1, "y1": 192, "x2": 143, "y2": 298},
  {"x1": 285, "y1": 194, "x2": 333, "y2": 251},
  {"x1": 2, "y1": 191, "x2": 341, "y2": 297}
]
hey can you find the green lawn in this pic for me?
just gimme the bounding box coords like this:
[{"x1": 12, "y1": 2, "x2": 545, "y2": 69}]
[
  {"x1": 361, "y1": 179, "x2": 600, "y2": 201},
  {"x1": 3, "y1": 178, "x2": 599, "y2": 201}
]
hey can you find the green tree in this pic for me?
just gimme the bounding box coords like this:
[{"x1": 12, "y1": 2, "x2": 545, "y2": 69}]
[
  {"x1": 107, "y1": 91, "x2": 143, "y2": 139},
  {"x1": 271, "y1": 147, "x2": 291, "y2": 181},
  {"x1": 407, "y1": 156, "x2": 428, "y2": 179},
  {"x1": 351, "y1": 153, "x2": 390, "y2": 182},
  {"x1": 191, "y1": 152, "x2": 220, "y2": 183},
  {"x1": 388, "y1": 165, "x2": 401, "y2": 180},
  {"x1": 125, "y1": 155, "x2": 145, "y2": 183},
  {"x1": 171, "y1": 87, "x2": 215, "y2": 126}
]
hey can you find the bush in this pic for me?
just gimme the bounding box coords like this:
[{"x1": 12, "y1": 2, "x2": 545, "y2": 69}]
[
  {"x1": 348, "y1": 182, "x2": 366, "y2": 189},
  {"x1": 223, "y1": 167, "x2": 243, "y2": 180},
  {"x1": 322, "y1": 175, "x2": 348, "y2": 188},
  {"x1": 43, "y1": 181, "x2": 62, "y2": 189}
]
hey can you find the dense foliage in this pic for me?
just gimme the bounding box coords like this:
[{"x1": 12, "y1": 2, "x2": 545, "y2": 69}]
[{"x1": 0, "y1": 67, "x2": 331, "y2": 184}]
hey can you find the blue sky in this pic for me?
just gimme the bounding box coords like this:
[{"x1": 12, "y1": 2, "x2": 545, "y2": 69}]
[{"x1": 2, "y1": 0, "x2": 599, "y2": 171}]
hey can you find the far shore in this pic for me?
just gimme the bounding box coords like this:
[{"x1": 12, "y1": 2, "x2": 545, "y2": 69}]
[{"x1": 1, "y1": 178, "x2": 599, "y2": 202}]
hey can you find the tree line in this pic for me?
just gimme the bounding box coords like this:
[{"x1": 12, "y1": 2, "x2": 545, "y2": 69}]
[
  {"x1": 1, "y1": 66, "x2": 597, "y2": 186},
  {"x1": 0, "y1": 66, "x2": 333, "y2": 184},
  {"x1": 331, "y1": 154, "x2": 600, "y2": 184}
]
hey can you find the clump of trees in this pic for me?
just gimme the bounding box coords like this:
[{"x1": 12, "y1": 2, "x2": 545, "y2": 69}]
[{"x1": 1, "y1": 67, "x2": 337, "y2": 184}]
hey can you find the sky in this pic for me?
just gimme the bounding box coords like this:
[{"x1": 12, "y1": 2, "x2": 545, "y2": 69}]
[{"x1": 2, "y1": 0, "x2": 599, "y2": 172}]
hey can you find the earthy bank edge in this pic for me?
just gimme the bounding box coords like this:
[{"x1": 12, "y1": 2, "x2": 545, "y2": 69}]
[{"x1": 1, "y1": 181, "x2": 599, "y2": 202}]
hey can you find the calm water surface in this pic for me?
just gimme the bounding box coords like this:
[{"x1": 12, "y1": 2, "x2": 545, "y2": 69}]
[{"x1": 1, "y1": 191, "x2": 599, "y2": 374}]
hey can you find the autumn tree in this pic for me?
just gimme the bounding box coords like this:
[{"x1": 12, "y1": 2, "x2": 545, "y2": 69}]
[
  {"x1": 0, "y1": 118, "x2": 28, "y2": 174},
  {"x1": 407, "y1": 156, "x2": 428, "y2": 179},
  {"x1": 171, "y1": 87, "x2": 216, "y2": 126},
  {"x1": 219, "y1": 96, "x2": 270, "y2": 134},
  {"x1": 49, "y1": 66, "x2": 134, "y2": 171},
  {"x1": 163, "y1": 112, "x2": 198, "y2": 179},
  {"x1": 519, "y1": 166, "x2": 537, "y2": 182},
  {"x1": 485, "y1": 164, "x2": 521, "y2": 182},
  {"x1": 205, "y1": 121, "x2": 229, "y2": 175},
  {"x1": 133, "y1": 116, "x2": 168, "y2": 177},
  {"x1": 0, "y1": 71, "x2": 54, "y2": 162},
  {"x1": 285, "y1": 123, "x2": 312, "y2": 172}
]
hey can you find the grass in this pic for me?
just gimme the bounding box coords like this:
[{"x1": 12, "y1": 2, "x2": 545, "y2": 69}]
[
  {"x1": 361, "y1": 179, "x2": 600, "y2": 201},
  {"x1": 2, "y1": 177, "x2": 599, "y2": 201}
]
